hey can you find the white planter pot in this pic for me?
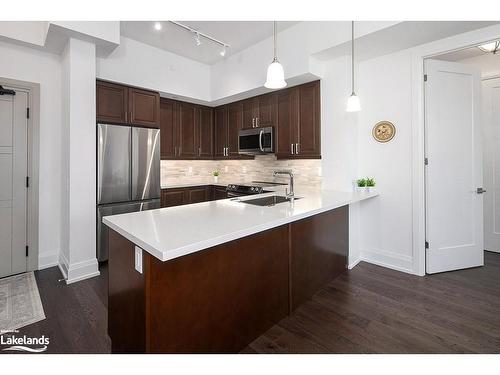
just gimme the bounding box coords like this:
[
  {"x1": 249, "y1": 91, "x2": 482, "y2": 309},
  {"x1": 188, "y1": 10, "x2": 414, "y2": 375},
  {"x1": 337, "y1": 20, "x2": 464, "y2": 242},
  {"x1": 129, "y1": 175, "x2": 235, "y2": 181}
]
[
  {"x1": 365, "y1": 186, "x2": 375, "y2": 193},
  {"x1": 213, "y1": 176, "x2": 219, "y2": 183},
  {"x1": 356, "y1": 186, "x2": 366, "y2": 193}
]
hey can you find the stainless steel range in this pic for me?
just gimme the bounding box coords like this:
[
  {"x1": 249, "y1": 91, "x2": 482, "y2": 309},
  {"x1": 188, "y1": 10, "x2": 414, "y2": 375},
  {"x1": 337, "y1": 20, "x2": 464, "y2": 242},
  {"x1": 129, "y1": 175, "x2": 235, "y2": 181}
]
[{"x1": 225, "y1": 181, "x2": 287, "y2": 198}]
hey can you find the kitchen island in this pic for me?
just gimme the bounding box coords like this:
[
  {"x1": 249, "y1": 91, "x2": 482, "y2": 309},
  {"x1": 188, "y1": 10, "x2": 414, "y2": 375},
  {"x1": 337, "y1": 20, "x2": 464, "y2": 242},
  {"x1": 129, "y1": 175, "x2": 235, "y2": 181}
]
[{"x1": 103, "y1": 188, "x2": 378, "y2": 353}]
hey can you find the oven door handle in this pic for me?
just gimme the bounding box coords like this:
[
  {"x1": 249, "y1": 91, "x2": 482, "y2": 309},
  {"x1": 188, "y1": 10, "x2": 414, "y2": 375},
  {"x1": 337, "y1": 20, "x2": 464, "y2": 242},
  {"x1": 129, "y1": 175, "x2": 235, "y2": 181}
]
[{"x1": 259, "y1": 130, "x2": 264, "y2": 152}]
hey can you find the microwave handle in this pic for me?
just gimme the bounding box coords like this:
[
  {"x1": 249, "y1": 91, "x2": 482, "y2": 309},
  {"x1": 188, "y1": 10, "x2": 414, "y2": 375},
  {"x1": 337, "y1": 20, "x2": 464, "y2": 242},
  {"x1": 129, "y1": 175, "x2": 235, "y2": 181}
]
[{"x1": 259, "y1": 130, "x2": 264, "y2": 152}]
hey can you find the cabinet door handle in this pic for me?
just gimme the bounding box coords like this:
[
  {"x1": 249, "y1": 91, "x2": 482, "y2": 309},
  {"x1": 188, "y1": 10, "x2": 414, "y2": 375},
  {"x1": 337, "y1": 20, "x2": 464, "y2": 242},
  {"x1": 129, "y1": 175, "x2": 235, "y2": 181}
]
[
  {"x1": 291, "y1": 143, "x2": 294, "y2": 155},
  {"x1": 252, "y1": 118, "x2": 255, "y2": 128},
  {"x1": 226, "y1": 147, "x2": 229, "y2": 156},
  {"x1": 198, "y1": 147, "x2": 201, "y2": 156},
  {"x1": 296, "y1": 143, "x2": 300, "y2": 154},
  {"x1": 256, "y1": 117, "x2": 259, "y2": 127}
]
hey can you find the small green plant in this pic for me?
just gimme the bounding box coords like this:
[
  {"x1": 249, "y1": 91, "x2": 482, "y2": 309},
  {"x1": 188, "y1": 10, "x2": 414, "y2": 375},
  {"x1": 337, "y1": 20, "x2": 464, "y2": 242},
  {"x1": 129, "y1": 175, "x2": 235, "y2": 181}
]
[
  {"x1": 366, "y1": 177, "x2": 376, "y2": 187},
  {"x1": 356, "y1": 178, "x2": 367, "y2": 187},
  {"x1": 212, "y1": 170, "x2": 220, "y2": 177}
]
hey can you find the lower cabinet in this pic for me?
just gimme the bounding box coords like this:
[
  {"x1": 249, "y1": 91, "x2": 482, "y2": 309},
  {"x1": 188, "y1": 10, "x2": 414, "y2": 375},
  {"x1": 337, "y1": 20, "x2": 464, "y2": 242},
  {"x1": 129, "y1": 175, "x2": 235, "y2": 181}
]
[{"x1": 161, "y1": 185, "x2": 227, "y2": 208}]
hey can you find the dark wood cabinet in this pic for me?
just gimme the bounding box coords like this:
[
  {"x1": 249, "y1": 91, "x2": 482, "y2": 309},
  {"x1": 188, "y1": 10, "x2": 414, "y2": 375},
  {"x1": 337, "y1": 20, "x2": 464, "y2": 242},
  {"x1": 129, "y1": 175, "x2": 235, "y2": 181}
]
[
  {"x1": 159, "y1": 99, "x2": 177, "y2": 159},
  {"x1": 161, "y1": 188, "x2": 186, "y2": 208},
  {"x1": 296, "y1": 81, "x2": 321, "y2": 158},
  {"x1": 226, "y1": 102, "x2": 242, "y2": 158},
  {"x1": 214, "y1": 106, "x2": 228, "y2": 158},
  {"x1": 275, "y1": 80, "x2": 321, "y2": 159},
  {"x1": 97, "y1": 80, "x2": 160, "y2": 128},
  {"x1": 214, "y1": 103, "x2": 250, "y2": 160},
  {"x1": 96, "y1": 81, "x2": 128, "y2": 124},
  {"x1": 178, "y1": 102, "x2": 199, "y2": 159},
  {"x1": 258, "y1": 93, "x2": 277, "y2": 127},
  {"x1": 128, "y1": 87, "x2": 160, "y2": 127},
  {"x1": 160, "y1": 98, "x2": 214, "y2": 160},
  {"x1": 198, "y1": 106, "x2": 214, "y2": 159},
  {"x1": 241, "y1": 98, "x2": 259, "y2": 129}
]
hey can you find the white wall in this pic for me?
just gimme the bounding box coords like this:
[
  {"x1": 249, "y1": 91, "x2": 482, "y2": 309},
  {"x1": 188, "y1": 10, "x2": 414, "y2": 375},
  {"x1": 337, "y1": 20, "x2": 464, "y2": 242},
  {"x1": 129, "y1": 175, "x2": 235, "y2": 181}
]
[
  {"x1": 96, "y1": 36, "x2": 211, "y2": 102},
  {"x1": 210, "y1": 21, "x2": 400, "y2": 102},
  {"x1": 355, "y1": 49, "x2": 415, "y2": 273},
  {"x1": 0, "y1": 40, "x2": 62, "y2": 268}
]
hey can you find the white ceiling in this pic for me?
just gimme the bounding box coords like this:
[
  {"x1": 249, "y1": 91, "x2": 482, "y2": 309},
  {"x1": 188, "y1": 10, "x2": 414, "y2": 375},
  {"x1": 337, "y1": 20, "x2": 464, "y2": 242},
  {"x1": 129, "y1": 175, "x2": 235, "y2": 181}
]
[
  {"x1": 120, "y1": 21, "x2": 299, "y2": 65},
  {"x1": 434, "y1": 45, "x2": 491, "y2": 62}
]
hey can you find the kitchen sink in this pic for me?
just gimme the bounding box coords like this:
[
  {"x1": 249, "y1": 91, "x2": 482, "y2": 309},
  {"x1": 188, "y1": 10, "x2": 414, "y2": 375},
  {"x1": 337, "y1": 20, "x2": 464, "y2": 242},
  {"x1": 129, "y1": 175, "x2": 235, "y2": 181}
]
[{"x1": 240, "y1": 195, "x2": 301, "y2": 206}]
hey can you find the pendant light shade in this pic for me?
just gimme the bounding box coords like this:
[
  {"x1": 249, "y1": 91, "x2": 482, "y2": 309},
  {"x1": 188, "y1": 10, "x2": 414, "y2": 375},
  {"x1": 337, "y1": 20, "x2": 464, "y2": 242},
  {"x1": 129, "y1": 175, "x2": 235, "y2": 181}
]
[
  {"x1": 346, "y1": 93, "x2": 361, "y2": 112},
  {"x1": 346, "y1": 21, "x2": 361, "y2": 112},
  {"x1": 264, "y1": 21, "x2": 287, "y2": 89}
]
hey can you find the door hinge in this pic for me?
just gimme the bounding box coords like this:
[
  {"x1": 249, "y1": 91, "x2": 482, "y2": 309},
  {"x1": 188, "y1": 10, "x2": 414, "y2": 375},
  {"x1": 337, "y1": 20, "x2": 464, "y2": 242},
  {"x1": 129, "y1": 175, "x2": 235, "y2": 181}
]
[
  {"x1": 26, "y1": 176, "x2": 29, "y2": 188},
  {"x1": 424, "y1": 74, "x2": 428, "y2": 82},
  {"x1": 425, "y1": 241, "x2": 429, "y2": 249},
  {"x1": 26, "y1": 245, "x2": 29, "y2": 257},
  {"x1": 26, "y1": 107, "x2": 30, "y2": 119},
  {"x1": 424, "y1": 157, "x2": 429, "y2": 166}
]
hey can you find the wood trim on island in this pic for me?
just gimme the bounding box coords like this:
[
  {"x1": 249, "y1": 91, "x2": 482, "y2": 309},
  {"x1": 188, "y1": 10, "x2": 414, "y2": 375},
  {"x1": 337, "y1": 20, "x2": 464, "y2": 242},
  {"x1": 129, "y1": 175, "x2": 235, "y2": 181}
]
[{"x1": 107, "y1": 206, "x2": 348, "y2": 353}]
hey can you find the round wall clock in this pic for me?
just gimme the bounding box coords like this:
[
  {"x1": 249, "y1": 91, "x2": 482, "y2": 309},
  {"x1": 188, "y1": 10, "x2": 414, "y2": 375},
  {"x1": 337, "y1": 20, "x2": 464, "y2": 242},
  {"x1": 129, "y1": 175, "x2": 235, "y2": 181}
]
[{"x1": 372, "y1": 121, "x2": 396, "y2": 143}]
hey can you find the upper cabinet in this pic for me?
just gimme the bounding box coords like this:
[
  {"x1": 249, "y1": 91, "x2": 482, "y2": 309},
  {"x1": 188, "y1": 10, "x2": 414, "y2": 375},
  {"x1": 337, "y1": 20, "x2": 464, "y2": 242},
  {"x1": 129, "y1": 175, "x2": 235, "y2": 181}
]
[
  {"x1": 96, "y1": 80, "x2": 160, "y2": 128},
  {"x1": 100, "y1": 79, "x2": 321, "y2": 161},
  {"x1": 160, "y1": 98, "x2": 214, "y2": 160},
  {"x1": 275, "y1": 80, "x2": 321, "y2": 159},
  {"x1": 96, "y1": 81, "x2": 128, "y2": 124}
]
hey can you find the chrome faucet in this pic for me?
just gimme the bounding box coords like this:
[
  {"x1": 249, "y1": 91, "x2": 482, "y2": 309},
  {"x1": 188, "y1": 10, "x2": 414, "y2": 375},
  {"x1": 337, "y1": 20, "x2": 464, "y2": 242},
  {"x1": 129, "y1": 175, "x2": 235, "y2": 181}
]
[{"x1": 273, "y1": 170, "x2": 294, "y2": 201}]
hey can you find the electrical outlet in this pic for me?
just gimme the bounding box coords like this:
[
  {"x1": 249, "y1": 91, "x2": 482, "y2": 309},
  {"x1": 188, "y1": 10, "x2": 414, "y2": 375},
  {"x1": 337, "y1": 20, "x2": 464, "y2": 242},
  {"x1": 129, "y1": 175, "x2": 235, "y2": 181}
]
[{"x1": 135, "y1": 246, "x2": 143, "y2": 274}]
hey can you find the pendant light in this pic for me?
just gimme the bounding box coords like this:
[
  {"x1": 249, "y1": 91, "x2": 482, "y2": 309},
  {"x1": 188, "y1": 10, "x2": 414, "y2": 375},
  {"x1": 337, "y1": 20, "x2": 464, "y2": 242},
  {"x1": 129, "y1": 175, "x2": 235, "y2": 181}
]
[
  {"x1": 264, "y1": 21, "x2": 287, "y2": 89},
  {"x1": 346, "y1": 21, "x2": 361, "y2": 112}
]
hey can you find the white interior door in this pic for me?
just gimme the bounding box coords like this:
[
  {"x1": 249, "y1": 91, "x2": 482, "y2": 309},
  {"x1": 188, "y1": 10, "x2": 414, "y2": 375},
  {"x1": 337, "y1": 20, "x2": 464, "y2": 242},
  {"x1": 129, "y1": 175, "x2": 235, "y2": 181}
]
[
  {"x1": 0, "y1": 88, "x2": 28, "y2": 278},
  {"x1": 425, "y1": 59, "x2": 484, "y2": 274},
  {"x1": 483, "y1": 77, "x2": 500, "y2": 253}
]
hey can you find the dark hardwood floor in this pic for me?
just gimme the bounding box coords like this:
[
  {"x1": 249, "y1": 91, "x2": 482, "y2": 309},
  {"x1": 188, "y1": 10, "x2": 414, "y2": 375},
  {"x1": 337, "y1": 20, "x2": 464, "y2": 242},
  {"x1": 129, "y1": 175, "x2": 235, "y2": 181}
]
[{"x1": 5, "y1": 252, "x2": 500, "y2": 354}]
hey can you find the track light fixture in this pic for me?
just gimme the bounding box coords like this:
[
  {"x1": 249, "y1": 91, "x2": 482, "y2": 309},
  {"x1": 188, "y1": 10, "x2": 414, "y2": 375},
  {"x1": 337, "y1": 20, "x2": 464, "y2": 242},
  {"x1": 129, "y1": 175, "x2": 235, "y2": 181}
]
[{"x1": 168, "y1": 21, "x2": 230, "y2": 56}]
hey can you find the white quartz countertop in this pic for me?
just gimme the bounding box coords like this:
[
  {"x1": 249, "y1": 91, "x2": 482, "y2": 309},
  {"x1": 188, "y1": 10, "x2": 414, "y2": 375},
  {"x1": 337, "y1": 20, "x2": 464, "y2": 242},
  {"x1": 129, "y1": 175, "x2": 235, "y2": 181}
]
[{"x1": 103, "y1": 187, "x2": 379, "y2": 262}]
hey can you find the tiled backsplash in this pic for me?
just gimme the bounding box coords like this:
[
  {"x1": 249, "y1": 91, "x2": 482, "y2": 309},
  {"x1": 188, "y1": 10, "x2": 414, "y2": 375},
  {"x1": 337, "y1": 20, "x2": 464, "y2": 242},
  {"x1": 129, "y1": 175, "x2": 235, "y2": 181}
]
[{"x1": 161, "y1": 155, "x2": 322, "y2": 187}]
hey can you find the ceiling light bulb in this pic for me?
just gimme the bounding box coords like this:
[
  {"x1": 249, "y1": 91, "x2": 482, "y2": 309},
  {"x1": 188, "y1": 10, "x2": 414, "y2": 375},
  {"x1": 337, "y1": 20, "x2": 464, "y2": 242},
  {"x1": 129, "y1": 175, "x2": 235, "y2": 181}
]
[
  {"x1": 220, "y1": 45, "x2": 226, "y2": 57},
  {"x1": 346, "y1": 93, "x2": 361, "y2": 112},
  {"x1": 154, "y1": 22, "x2": 162, "y2": 31},
  {"x1": 195, "y1": 33, "x2": 201, "y2": 46}
]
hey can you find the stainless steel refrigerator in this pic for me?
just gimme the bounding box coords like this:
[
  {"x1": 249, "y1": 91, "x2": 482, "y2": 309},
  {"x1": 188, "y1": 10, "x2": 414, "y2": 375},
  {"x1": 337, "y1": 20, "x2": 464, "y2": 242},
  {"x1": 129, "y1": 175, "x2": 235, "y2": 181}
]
[{"x1": 97, "y1": 123, "x2": 161, "y2": 261}]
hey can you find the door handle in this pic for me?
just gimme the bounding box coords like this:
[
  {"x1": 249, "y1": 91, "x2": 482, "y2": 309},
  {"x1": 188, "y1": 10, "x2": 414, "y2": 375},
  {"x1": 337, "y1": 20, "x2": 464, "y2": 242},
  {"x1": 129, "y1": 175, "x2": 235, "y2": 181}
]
[
  {"x1": 259, "y1": 130, "x2": 264, "y2": 152},
  {"x1": 256, "y1": 117, "x2": 259, "y2": 127},
  {"x1": 252, "y1": 118, "x2": 255, "y2": 128},
  {"x1": 476, "y1": 187, "x2": 487, "y2": 194},
  {"x1": 226, "y1": 147, "x2": 229, "y2": 156},
  {"x1": 296, "y1": 143, "x2": 300, "y2": 154},
  {"x1": 291, "y1": 143, "x2": 294, "y2": 155}
]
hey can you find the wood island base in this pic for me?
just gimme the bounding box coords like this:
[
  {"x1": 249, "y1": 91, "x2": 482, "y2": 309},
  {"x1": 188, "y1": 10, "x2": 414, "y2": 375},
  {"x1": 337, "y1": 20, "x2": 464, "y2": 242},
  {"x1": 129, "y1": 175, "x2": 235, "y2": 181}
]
[{"x1": 108, "y1": 205, "x2": 348, "y2": 353}]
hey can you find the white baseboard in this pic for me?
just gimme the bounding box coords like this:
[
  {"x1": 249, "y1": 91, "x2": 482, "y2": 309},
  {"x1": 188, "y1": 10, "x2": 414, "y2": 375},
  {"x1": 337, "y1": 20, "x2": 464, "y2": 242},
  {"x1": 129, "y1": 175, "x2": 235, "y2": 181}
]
[
  {"x1": 38, "y1": 252, "x2": 59, "y2": 270},
  {"x1": 348, "y1": 257, "x2": 362, "y2": 269},
  {"x1": 58, "y1": 253, "x2": 100, "y2": 284},
  {"x1": 361, "y1": 248, "x2": 415, "y2": 275}
]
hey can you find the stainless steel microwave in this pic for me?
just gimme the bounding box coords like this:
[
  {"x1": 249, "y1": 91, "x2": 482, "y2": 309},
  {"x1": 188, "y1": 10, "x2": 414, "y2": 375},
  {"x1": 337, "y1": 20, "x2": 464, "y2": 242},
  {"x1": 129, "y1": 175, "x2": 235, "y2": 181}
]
[{"x1": 238, "y1": 126, "x2": 274, "y2": 155}]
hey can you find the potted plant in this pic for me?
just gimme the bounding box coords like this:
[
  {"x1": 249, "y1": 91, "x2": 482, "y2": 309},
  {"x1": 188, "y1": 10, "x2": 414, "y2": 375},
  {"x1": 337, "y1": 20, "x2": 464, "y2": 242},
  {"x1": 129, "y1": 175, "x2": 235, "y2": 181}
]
[
  {"x1": 356, "y1": 178, "x2": 367, "y2": 192},
  {"x1": 212, "y1": 170, "x2": 220, "y2": 183},
  {"x1": 366, "y1": 177, "x2": 376, "y2": 193}
]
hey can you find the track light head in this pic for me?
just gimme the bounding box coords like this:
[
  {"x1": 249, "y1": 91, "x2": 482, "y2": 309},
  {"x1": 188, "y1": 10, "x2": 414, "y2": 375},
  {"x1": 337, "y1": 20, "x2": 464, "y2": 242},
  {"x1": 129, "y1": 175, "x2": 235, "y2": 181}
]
[
  {"x1": 220, "y1": 45, "x2": 226, "y2": 57},
  {"x1": 195, "y1": 32, "x2": 201, "y2": 46}
]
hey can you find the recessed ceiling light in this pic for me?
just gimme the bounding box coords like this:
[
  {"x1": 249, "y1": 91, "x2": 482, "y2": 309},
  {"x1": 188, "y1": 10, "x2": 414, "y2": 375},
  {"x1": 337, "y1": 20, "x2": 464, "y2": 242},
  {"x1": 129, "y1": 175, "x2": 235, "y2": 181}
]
[{"x1": 154, "y1": 22, "x2": 162, "y2": 31}]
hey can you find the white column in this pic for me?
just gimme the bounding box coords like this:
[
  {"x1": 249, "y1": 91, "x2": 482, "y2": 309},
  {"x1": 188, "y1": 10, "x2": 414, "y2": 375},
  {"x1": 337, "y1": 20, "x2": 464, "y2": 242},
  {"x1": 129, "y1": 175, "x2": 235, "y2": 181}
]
[{"x1": 60, "y1": 37, "x2": 99, "y2": 283}]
